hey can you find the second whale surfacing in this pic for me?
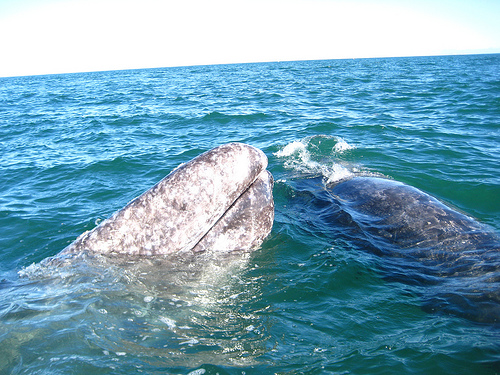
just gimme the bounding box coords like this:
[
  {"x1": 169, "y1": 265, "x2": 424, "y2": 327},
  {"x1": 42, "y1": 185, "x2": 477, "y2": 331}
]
[
  {"x1": 287, "y1": 175, "x2": 500, "y2": 323},
  {"x1": 60, "y1": 143, "x2": 274, "y2": 257}
]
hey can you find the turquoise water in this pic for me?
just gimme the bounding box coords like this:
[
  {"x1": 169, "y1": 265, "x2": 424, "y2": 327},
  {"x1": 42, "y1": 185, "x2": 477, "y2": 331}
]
[{"x1": 1, "y1": 54, "x2": 499, "y2": 374}]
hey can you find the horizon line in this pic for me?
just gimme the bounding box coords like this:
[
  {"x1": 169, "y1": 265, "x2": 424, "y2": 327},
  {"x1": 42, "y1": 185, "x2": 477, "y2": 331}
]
[{"x1": 2, "y1": 50, "x2": 499, "y2": 79}]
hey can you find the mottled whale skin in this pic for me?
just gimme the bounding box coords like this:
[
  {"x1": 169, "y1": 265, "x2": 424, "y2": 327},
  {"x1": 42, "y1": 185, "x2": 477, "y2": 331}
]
[
  {"x1": 327, "y1": 177, "x2": 500, "y2": 258},
  {"x1": 328, "y1": 177, "x2": 500, "y2": 323},
  {"x1": 61, "y1": 143, "x2": 274, "y2": 256},
  {"x1": 291, "y1": 176, "x2": 499, "y2": 323}
]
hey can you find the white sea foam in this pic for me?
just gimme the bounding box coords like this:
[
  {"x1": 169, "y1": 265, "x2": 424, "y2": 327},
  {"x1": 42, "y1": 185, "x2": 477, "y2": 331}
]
[
  {"x1": 326, "y1": 163, "x2": 354, "y2": 184},
  {"x1": 187, "y1": 369, "x2": 206, "y2": 375},
  {"x1": 274, "y1": 136, "x2": 355, "y2": 182},
  {"x1": 180, "y1": 338, "x2": 200, "y2": 346},
  {"x1": 159, "y1": 316, "x2": 177, "y2": 330},
  {"x1": 274, "y1": 140, "x2": 308, "y2": 158},
  {"x1": 333, "y1": 138, "x2": 355, "y2": 153}
]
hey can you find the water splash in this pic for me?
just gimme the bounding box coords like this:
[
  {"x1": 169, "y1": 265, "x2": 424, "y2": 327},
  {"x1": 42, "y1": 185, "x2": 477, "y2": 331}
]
[
  {"x1": 9, "y1": 250, "x2": 268, "y2": 370},
  {"x1": 333, "y1": 138, "x2": 355, "y2": 153},
  {"x1": 274, "y1": 135, "x2": 356, "y2": 183}
]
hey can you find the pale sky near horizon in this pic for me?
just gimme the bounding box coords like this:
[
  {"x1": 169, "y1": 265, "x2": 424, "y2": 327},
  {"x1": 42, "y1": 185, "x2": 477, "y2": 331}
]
[{"x1": 1, "y1": 0, "x2": 499, "y2": 77}]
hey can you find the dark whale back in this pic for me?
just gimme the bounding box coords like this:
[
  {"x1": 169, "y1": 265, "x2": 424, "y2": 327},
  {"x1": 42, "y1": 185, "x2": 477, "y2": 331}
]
[
  {"x1": 328, "y1": 177, "x2": 499, "y2": 259},
  {"x1": 290, "y1": 176, "x2": 500, "y2": 323}
]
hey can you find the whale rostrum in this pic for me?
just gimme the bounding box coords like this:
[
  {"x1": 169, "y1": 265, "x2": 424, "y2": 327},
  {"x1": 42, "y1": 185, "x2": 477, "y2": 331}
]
[{"x1": 61, "y1": 143, "x2": 274, "y2": 256}]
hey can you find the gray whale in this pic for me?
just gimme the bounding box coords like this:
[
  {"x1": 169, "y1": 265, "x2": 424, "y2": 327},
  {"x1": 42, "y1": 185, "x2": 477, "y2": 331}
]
[
  {"x1": 289, "y1": 176, "x2": 499, "y2": 323},
  {"x1": 327, "y1": 177, "x2": 499, "y2": 258},
  {"x1": 61, "y1": 143, "x2": 274, "y2": 256}
]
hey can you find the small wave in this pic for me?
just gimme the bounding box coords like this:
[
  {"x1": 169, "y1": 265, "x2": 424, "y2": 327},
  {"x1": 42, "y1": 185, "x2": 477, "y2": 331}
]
[
  {"x1": 273, "y1": 135, "x2": 356, "y2": 183},
  {"x1": 201, "y1": 111, "x2": 269, "y2": 124}
]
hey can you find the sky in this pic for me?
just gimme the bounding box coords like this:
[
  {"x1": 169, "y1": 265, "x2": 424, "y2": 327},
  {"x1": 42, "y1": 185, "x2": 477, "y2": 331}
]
[{"x1": 0, "y1": 0, "x2": 499, "y2": 77}]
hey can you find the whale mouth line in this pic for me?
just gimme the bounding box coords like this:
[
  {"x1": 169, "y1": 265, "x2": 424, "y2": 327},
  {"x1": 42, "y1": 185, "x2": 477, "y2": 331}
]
[{"x1": 191, "y1": 170, "x2": 274, "y2": 254}]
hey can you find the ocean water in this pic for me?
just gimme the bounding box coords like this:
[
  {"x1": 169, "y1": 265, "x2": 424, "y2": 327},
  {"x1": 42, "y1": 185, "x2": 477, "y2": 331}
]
[{"x1": 1, "y1": 54, "x2": 499, "y2": 374}]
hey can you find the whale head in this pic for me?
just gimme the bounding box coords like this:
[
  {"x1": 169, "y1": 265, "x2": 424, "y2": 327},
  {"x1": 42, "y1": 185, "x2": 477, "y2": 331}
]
[{"x1": 61, "y1": 143, "x2": 274, "y2": 256}]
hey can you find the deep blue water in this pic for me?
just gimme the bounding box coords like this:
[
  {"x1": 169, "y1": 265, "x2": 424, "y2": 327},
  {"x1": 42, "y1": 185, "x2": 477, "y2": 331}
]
[{"x1": 1, "y1": 54, "x2": 499, "y2": 374}]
